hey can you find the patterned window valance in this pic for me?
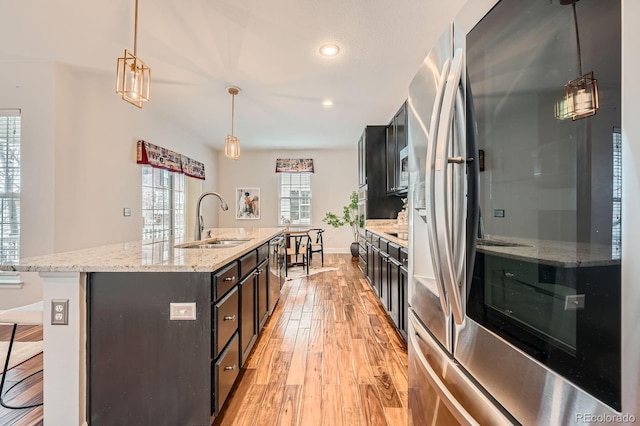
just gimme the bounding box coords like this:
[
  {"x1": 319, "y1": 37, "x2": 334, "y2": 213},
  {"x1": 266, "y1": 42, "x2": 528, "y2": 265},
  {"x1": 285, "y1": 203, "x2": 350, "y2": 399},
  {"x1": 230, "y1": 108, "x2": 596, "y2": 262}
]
[
  {"x1": 136, "y1": 140, "x2": 206, "y2": 180},
  {"x1": 275, "y1": 158, "x2": 314, "y2": 173}
]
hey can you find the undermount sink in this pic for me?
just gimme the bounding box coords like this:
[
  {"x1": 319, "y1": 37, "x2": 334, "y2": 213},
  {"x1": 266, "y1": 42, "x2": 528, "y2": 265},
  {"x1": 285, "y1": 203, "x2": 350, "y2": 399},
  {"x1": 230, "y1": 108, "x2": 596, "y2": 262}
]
[
  {"x1": 177, "y1": 238, "x2": 252, "y2": 249},
  {"x1": 476, "y1": 239, "x2": 529, "y2": 248}
]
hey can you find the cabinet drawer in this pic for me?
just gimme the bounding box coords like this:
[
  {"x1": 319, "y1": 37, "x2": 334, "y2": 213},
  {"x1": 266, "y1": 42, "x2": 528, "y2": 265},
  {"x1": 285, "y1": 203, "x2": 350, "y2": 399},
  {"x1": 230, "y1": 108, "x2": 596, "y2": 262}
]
[
  {"x1": 400, "y1": 248, "x2": 409, "y2": 270},
  {"x1": 214, "y1": 287, "x2": 239, "y2": 359},
  {"x1": 239, "y1": 250, "x2": 257, "y2": 279},
  {"x1": 378, "y1": 237, "x2": 389, "y2": 252},
  {"x1": 213, "y1": 332, "x2": 239, "y2": 416},
  {"x1": 388, "y1": 242, "x2": 401, "y2": 262},
  {"x1": 257, "y1": 242, "x2": 269, "y2": 263},
  {"x1": 213, "y1": 262, "x2": 239, "y2": 300}
]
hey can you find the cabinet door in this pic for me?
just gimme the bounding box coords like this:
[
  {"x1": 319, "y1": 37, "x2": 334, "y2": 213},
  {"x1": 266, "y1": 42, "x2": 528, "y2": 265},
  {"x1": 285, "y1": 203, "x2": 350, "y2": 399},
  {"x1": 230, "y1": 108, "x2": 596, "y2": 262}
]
[
  {"x1": 256, "y1": 259, "x2": 269, "y2": 330},
  {"x1": 371, "y1": 246, "x2": 381, "y2": 296},
  {"x1": 358, "y1": 134, "x2": 366, "y2": 187},
  {"x1": 386, "y1": 121, "x2": 397, "y2": 193},
  {"x1": 386, "y1": 102, "x2": 408, "y2": 194},
  {"x1": 400, "y1": 266, "x2": 408, "y2": 340},
  {"x1": 239, "y1": 274, "x2": 257, "y2": 366},
  {"x1": 380, "y1": 251, "x2": 389, "y2": 310},
  {"x1": 388, "y1": 258, "x2": 401, "y2": 328},
  {"x1": 395, "y1": 103, "x2": 408, "y2": 193}
]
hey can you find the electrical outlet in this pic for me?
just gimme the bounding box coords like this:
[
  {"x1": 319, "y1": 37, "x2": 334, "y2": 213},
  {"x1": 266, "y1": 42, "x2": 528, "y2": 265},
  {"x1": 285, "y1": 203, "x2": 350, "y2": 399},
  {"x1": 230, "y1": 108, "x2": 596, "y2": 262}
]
[
  {"x1": 494, "y1": 209, "x2": 505, "y2": 218},
  {"x1": 170, "y1": 302, "x2": 197, "y2": 320},
  {"x1": 51, "y1": 299, "x2": 69, "y2": 325},
  {"x1": 123, "y1": 207, "x2": 131, "y2": 217}
]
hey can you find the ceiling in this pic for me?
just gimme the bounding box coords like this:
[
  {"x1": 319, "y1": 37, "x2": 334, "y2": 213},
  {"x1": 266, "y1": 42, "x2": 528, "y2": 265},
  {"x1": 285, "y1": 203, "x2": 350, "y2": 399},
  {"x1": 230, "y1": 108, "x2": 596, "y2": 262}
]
[{"x1": 0, "y1": 0, "x2": 463, "y2": 151}]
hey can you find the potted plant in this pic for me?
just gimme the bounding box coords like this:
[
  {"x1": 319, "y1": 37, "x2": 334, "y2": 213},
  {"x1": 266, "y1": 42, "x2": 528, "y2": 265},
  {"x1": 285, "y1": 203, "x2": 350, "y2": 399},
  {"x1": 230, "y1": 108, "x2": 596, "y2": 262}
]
[{"x1": 322, "y1": 191, "x2": 364, "y2": 257}]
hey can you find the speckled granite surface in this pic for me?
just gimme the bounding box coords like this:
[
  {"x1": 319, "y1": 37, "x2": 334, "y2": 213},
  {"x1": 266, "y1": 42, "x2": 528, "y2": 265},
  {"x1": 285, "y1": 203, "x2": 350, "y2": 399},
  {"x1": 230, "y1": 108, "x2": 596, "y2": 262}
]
[
  {"x1": 365, "y1": 219, "x2": 409, "y2": 248},
  {"x1": 475, "y1": 235, "x2": 620, "y2": 268},
  {"x1": 1, "y1": 228, "x2": 282, "y2": 273}
]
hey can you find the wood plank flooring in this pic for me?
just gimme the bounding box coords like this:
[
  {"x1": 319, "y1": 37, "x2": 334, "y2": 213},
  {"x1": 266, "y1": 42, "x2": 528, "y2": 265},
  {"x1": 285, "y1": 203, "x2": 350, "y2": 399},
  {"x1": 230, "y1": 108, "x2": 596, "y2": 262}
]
[
  {"x1": 0, "y1": 325, "x2": 43, "y2": 426},
  {"x1": 0, "y1": 254, "x2": 407, "y2": 426},
  {"x1": 215, "y1": 254, "x2": 408, "y2": 426}
]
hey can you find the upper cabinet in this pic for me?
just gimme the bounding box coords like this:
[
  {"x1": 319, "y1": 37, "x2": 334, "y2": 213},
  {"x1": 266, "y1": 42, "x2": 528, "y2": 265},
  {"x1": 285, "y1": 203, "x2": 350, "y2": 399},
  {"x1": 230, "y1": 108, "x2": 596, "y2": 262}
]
[
  {"x1": 386, "y1": 102, "x2": 408, "y2": 195},
  {"x1": 358, "y1": 125, "x2": 404, "y2": 219}
]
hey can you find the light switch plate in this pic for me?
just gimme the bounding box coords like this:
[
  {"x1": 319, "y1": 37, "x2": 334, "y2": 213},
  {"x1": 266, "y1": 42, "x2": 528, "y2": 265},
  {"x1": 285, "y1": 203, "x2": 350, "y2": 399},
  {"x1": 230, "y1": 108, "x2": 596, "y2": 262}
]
[
  {"x1": 123, "y1": 207, "x2": 131, "y2": 217},
  {"x1": 170, "y1": 302, "x2": 197, "y2": 320}
]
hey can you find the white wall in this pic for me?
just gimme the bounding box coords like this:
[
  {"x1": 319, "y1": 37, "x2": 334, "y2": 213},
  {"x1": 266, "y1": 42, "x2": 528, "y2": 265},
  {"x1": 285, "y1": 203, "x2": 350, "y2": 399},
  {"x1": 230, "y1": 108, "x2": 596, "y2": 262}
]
[
  {"x1": 0, "y1": 63, "x2": 218, "y2": 308},
  {"x1": 53, "y1": 63, "x2": 218, "y2": 252},
  {"x1": 0, "y1": 62, "x2": 56, "y2": 309},
  {"x1": 216, "y1": 148, "x2": 358, "y2": 252}
]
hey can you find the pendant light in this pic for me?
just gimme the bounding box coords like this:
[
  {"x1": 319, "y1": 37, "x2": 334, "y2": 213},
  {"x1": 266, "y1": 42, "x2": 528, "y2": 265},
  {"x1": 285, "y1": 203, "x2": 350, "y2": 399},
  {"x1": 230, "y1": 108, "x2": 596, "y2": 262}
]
[
  {"x1": 554, "y1": 0, "x2": 599, "y2": 121},
  {"x1": 116, "y1": 0, "x2": 151, "y2": 108},
  {"x1": 225, "y1": 87, "x2": 241, "y2": 160}
]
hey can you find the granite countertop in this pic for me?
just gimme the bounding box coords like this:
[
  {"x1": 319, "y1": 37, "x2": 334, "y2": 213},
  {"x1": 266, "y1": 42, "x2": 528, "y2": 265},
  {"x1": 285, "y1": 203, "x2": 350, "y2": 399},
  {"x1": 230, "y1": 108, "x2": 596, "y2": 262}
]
[
  {"x1": 2, "y1": 228, "x2": 282, "y2": 273},
  {"x1": 476, "y1": 235, "x2": 620, "y2": 268},
  {"x1": 365, "y1": 220, "x2": 409, "y2": 248}
]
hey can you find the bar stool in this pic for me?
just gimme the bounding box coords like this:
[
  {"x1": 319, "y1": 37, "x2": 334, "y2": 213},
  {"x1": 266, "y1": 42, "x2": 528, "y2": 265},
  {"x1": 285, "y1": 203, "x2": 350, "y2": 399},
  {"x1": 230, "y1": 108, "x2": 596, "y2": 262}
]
[{"x1": 0, "y1": 300, "x2": 44, "y2": 409}]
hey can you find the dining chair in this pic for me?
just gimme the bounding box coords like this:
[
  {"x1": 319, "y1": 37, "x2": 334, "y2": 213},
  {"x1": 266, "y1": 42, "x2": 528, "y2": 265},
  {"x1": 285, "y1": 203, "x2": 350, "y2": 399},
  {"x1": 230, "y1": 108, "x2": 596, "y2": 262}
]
[
  {"x1": 0, "y1": 300, "x2": 44, "y2": 409},
  {"x1": 284, "y1": 232, "x2": 310, "y2": 276},
  {"x1": 308, "y1": 228, "x2": 325, "y2": 266}
]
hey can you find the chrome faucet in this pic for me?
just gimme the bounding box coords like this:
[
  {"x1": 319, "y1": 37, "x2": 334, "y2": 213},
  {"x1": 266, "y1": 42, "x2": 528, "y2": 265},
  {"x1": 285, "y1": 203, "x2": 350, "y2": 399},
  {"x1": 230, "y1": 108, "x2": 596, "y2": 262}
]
[{"x1": 194, "y1": 192, "x2": 229, "y2": 240}]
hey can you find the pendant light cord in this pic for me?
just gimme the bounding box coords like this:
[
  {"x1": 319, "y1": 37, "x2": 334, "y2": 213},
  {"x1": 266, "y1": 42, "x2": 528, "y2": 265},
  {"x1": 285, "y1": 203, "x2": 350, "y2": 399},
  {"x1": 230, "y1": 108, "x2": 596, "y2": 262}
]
[
  {"x1": 572, "y1": 0, "x2": 582, "y2": 75},
  {"x1": 231, "y1": 93, "x2": 235, "y2": 136},
  {"x1": 133, "y1": 0, "x2": 139, "y2": 56}
]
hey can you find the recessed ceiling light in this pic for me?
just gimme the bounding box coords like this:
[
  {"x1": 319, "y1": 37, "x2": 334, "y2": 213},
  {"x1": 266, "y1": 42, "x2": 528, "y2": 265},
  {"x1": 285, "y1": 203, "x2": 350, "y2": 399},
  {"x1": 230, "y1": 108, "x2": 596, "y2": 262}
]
[
  {"x1": 322, "y1": 99, "x2": 334, "y2": 108},
  {"x1": 319, "y1": 44, "x2": 340, "y2": 57}
]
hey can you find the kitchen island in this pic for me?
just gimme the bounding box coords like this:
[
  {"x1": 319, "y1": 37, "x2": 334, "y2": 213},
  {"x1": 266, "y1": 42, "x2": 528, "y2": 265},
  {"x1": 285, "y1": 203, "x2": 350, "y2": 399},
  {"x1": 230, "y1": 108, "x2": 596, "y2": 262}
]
[{"x1": 2, "y1": 227, "x2": 282, "y2": 426}]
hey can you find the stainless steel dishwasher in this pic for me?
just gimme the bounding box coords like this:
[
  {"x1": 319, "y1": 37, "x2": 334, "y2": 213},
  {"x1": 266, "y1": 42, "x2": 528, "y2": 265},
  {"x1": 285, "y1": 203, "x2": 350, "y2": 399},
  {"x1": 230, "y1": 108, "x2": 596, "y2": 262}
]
[{"x1": 268, "y1": 236, "x2": 285, "y2": 314}]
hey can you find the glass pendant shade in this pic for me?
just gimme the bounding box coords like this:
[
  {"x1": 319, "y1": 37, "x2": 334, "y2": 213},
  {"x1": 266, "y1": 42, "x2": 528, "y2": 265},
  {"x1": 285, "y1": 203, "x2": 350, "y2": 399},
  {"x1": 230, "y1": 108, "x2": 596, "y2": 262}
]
[
  {"x1": 555, "y1": 72, "x2": 599, "y2": 121},
  {"x1": 115, "y1": 0, "x2": 150, "y2": 108},
  {"x1": 225, "y1": 135, "x2": 241, "y2": 160},
  {"x1": 554, "y1": 1, "x2": 599, "y2": 121},
  {"x1": 224, "y1": 86, "x2": 241, "y2": 160},
  {"x1": 116, "y1": 50, "x2": 151, "y2": 108}
]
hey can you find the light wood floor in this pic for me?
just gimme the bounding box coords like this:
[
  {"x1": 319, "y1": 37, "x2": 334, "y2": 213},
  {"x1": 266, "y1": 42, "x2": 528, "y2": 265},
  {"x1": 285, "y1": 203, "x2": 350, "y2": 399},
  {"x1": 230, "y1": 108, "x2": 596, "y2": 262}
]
[
  {"x1": 0, "y1": 254, "x2": 408, "y2": 426},
  {"x1": 214, "y1": 254, "x2": 408, "y2": 426}
]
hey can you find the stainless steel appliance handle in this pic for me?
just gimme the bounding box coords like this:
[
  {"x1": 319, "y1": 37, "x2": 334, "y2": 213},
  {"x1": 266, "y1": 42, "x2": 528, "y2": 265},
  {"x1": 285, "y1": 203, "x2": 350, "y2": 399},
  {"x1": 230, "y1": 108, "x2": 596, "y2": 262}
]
[
  {"x1": 433, "y1": 47, "x2": 466, "y2": 325},
  {"x1": 425, "y1": 57, "x2": 452, "y2": 317},
  {"x1": 409, "y1": 315, "x2": 480, "y2": 426},
  {"x1": 453, "y1": 85, "x2": 467, "y2": 291}
]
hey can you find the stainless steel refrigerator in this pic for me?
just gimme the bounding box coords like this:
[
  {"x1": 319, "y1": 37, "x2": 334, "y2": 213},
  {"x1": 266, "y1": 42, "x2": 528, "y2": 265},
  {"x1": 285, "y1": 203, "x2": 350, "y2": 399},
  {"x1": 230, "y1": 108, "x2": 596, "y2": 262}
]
[{"x1": 407, "y1": 0, "x2": 634, "y2": 424}]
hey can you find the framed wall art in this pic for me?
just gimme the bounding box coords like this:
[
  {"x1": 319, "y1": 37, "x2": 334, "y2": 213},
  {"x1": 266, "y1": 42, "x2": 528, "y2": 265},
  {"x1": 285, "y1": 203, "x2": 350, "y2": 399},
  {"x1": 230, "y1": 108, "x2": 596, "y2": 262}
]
[{"x1": 235, "y1": 187, "x2": 260, "y2": 219}]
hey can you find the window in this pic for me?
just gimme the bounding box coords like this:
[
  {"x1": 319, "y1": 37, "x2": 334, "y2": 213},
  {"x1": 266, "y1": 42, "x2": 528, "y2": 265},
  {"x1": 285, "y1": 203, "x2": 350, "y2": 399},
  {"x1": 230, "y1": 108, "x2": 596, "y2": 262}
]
[
  {"x1": 612, "y1": 127, "x2": 621, "y2": 259},
  {"x1": 279, "y1": 173, "x2": 312, "y2": 225},
  {"x1": 142, "y1": 166, "x2": 185, "y2": 241},
  {"x1": 0, "y1": 110, "x2": 20, "y2": 265}
]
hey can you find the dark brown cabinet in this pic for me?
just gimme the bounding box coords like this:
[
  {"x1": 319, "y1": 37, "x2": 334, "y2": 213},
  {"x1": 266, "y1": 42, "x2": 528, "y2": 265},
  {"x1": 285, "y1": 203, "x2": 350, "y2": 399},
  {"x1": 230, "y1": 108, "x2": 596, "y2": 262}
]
[
  {"x1": 358, "y1": 126, "x2": 404, "y2": 219},
  {"x1": 364, "y1": 230, "x2": 408, "y2": 341},
  {"x1": 386, "y1": 102, "x2": 408, "y2": 195},
  {"x1": 87, "y1": 239, "x2": 277, "y2": 424}
]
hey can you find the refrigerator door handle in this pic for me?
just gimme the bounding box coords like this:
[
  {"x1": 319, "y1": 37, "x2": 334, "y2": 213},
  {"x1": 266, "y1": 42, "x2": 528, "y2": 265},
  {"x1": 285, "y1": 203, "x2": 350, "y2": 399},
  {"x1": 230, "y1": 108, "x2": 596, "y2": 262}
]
[
  {"x1": 425, "y1": 57, "x2": 453, "y2": 317},
  {"x1": 409, "y1": 315, "x2": 481, "y2": 426},
  {"x1": 434, "y1": 47, "x2": 466, "y2": 325}
]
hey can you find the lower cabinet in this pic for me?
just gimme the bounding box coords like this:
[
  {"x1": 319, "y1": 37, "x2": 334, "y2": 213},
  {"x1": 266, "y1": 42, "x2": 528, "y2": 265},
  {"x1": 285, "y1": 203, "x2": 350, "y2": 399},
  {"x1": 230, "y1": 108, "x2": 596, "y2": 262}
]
[
  {"x1": 87, "y1": 240, "x2": 277, "y2": 425},
  {"x1": 239, "y1": 273, "x2": 257, "y2": 366},
  {"x1": 213, "y1": 332, "x2": 240, "y2": 415},
  {"x1": 364, "y1": 230, "x2": 409, "y2": 342}
]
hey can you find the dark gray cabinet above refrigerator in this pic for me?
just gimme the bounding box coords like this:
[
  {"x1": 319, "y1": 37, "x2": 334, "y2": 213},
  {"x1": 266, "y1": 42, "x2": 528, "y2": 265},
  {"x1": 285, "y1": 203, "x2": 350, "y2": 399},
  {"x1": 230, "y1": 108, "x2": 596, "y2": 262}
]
[
  {"x1": 386, "y1": 102, "x2": 408, "y2": 195},
  {"x1": 358, "y1": 125, "x2": 403, "y2": 219}
]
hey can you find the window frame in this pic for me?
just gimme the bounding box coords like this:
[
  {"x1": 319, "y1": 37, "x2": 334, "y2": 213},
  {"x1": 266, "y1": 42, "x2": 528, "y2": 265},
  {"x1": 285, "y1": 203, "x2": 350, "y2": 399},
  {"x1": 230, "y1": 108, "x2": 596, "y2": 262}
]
[
  {"x1": 278, "y1": 172, "x2": 312, "y2": 226},
  {"x1": 141, "y1": 165, "x2": 185, "y2": 242}
]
